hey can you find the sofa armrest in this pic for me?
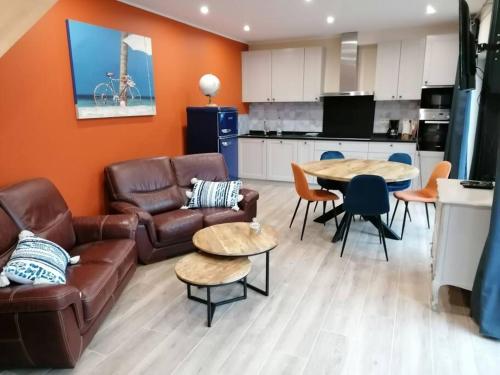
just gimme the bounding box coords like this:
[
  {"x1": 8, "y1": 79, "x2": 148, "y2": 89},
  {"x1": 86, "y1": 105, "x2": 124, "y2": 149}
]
[
  {"x1": 109, "y1": 201, "x2": 157, "y2": 244},
  {"x1": 239, "y1": 188, "x2": 259, "y2": 210},
  {"x1": 0, "y1": 284, "x2": 82, "y2": 314},
  {"x1": 73, "y1": 214, "x2": 138, "y2": 244}
]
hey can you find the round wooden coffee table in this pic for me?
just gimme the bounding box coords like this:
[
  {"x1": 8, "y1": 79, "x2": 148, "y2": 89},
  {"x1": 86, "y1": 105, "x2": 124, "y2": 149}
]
[
  {"x1": 193, "y1": 222, "x2": 279, "y2": 296},
  {"x1": 175, "y1": 252, "x2": 251, "y2": 327}
]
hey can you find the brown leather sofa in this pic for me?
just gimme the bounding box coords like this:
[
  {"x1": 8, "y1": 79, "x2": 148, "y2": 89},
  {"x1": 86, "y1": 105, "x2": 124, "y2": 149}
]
[
  {"x1": 105, "y1": 153, "x2": 259, "y2": 264},
  {"x1": 0, "y1": 178, "x2": 138, "y2": 368}
]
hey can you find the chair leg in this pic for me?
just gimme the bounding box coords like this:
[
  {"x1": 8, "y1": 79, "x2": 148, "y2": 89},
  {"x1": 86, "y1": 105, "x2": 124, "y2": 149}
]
[
  {"x1": 401, "y1": 202, "x2": 409, "y2": 239},
  {"x1": 390, "y1": 199, "x2": 400, "y2": 227},
  {"x1": 407, "y1": 207, "x2": 413, "y2": 222},
  {"x1": 378, "y1": 216, "x2": 389, "y2": 261},
  {"x1": 313, "y1": 188, "x2": 324, "y2": 212},
  {"x1": 386, "y1": 212, "x2": 389, "y2": 225},
  {"x1": 425, "y1": 203, "x2": 430, "y2": 229},
  {"x1": 340, "y1": 214, "x2": 353, "y2": 257},
  {"x1": 300, "y1": 201, "x2": 311, "y2": 241},
  {"x1": 333, "y1": 200, "x2": 339, "y2": 229},
  {"x1": 290, "y1": 198, "x2": 301, "y2": 228}
]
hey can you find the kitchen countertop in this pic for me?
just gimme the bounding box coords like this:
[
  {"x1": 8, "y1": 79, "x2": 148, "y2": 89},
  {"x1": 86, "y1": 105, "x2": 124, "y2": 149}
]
[{"x1": 239, "y1": 131, "x2": 416, "y2": 143}]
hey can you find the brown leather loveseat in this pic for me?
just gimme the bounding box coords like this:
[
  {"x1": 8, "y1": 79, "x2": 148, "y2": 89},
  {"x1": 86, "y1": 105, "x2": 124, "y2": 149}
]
[
  {"x1": 0, "y1": 178, "x2": 138, "y2": 368},
  {"x1": 105, "y1": 153, "x2": 259, "y2": 264}
]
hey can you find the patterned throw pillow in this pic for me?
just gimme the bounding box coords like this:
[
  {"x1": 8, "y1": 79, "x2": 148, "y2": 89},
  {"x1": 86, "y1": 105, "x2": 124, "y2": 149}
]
[
  {"x1": 1, "y1": 231, "x2": 79, "y2": 287},
  {"x1": 187, "y1": 179, "x2": 242, "y2": 210}
]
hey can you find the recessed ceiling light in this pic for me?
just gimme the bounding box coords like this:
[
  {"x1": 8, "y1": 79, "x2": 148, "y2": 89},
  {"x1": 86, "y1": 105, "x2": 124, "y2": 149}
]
[
  {"x1": 243, "y1": 25, "x2": 251, "y2": 32},
  {"x1": 200, "y1": 5, "x2": 209, "y2": 14},
  {"x1": 426, "y1": 5, "x2": 436, "y2": 14},
  {"x1": 305, "y1": 0, "x2": 313, "y2": 2},
  {"x1": 326, "y1": 16, "x2": 335, "y2": 24}
]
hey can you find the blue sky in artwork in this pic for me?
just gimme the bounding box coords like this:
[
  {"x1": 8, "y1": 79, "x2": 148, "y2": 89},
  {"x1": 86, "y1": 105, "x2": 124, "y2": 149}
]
[{"x1": 66, "y1": 20, "x2": 155, "y2": 99}]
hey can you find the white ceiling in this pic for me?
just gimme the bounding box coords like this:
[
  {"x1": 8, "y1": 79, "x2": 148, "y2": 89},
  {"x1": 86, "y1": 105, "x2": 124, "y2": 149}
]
[{"x1": 120, "y1": 0, "x2": 485, "y2": 43}]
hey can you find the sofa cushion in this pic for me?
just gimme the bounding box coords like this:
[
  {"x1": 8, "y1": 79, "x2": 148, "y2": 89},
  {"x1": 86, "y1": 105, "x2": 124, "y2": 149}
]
[
  {"x1": 0, "y1": 209, "x2": 18, "y2": 267},
  {"x1": 4, "y1": 231, "x2": 75, "y2": 286},
  {"x1": 66, "y1": 263, "x2": 118, "y2": 322},
  {"x1": 171, "y1": 153, "x2": 229, "y2": 188},
  {"x1": 153, "y1": 210, "x2": 203, "y2": 245},
  {"x1": 188, "y1": 180, "x2": 242, "y2": 209},
  {"x1": 0, "y1": 179, "x2": 76, "y2": 250},
  {"x1": 71, "y1": 239, "x2": 136, "y2": 280},
  {"x1": 198, "y1": 207, "x2": 248, "y2": 227},
  {"x1": 105, "y1": 157, "x2": 185, "y2": 214}
]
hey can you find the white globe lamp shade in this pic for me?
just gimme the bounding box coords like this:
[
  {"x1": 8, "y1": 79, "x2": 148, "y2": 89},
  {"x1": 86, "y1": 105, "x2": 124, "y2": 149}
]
[{"x1": 199, "y1": 74, "x2": 220, "y2": 106}]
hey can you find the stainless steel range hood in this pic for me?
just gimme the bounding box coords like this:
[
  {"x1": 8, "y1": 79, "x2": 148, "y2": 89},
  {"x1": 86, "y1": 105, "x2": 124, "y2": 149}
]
[{"x1": 322, "y1": 32, "x2": 373, "y2": 97}]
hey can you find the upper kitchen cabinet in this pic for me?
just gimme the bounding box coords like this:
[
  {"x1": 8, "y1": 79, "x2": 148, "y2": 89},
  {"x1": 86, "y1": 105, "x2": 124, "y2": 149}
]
[
  {"x1": 242, "y1": 50, "x2": 272, "y2": 102},
  {"x1": 303, "y1": 47, "x2": 324, "y2": 102},
  {"x1": 398, "y1": 38, "x2": 426, "y2": 100},
  {"x1": 374, "y1": 38, "x2": 425, "y2": 101},
  {"x1": 423, "y1": 34, "x2": 459, "y2": 86},
  {"x1": 374, "y1": 41, "x2": 401, "y2": 100},
  {"x1": 272, "y1": 48, "x2": 304, "y2": 102},
  {"x1": 242, "y1": 47, "x2": 324, "y2": 102}
]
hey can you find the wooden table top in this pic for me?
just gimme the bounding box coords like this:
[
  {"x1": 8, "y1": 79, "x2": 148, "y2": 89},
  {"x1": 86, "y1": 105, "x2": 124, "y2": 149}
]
[
  {"x1": 193, "y1": 222, "x2": 279, "y2": 257},
  {"x1": 301, "y1": 159, "x2": 419, "y2": 183},
  {"x1": 175, "y1": 252, "x2": 251, "y2": 286}
]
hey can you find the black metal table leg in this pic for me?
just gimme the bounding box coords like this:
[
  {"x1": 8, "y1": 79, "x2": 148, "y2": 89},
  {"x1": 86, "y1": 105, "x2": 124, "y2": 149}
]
[
  {"x1": 207, "y1": 287, "x2": 212, "y2": 327},
  {"x1": 331, "y1": 212, "x2": 348, "y2": 242},
  {"x1": 242, "y1": 251, "x2": 270, "y2": 296},
  {"x1": 313, "y1": 203, "x2": 345, "y2": 224},
  {"x1": 362, "y1": 215, "x2": 401, "y2": 240}
]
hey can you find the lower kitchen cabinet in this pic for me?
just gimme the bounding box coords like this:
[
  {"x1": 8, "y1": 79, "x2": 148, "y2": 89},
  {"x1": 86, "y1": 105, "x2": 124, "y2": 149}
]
[
  {"x1": 266, "y1": 140, "x2": 297, "y2": 182},
  {"x1": 238, "y1": 138, "x2": 267, "y2": 179},
  {"x1": 238, "y1": 137, "x2": 419, "y2": 184}
]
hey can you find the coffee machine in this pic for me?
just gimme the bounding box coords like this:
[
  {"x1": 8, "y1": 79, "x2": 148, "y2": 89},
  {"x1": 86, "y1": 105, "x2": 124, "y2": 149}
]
[{"x1": 386, "y1": 120, "x2": 399, "y2": 139}]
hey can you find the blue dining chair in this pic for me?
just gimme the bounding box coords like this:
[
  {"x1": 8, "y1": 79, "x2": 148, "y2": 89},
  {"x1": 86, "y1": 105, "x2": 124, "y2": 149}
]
[
  {"x1": 386, "y1": 153, "x2": 412, "y2": 224},
  {"x1": 314, "y1": 151, "x2": 347, "y2": 224},
  {"x1": 341, "y1": 175, "x2": 390, "y2": 261}
]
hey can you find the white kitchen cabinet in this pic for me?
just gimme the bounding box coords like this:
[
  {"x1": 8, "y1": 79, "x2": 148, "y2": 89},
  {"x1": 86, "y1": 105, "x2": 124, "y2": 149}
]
[
  {"x1": 314, "y1": 140, "x2": 369, "y2": 160},
  {"x1": 297, "y1": 140, "x2": 315, "y2": 182},
  {"x1": 398, "y1": 38, "x2": 426, "y2": 100},
  {"x1": 374, "y1": 39, "x2": 425, "y2": 101},
  {"x1": 266, "y1": 139, "x2": 297, "y2": 182},
  {"x1": 423, "y1": 34, "x2": 459, "y2": 86},
  {"x1": 242, "y1": 50, "x2": 272, "y2": 102},
  {"x1": 303, "y1": 47, "x2": 324, "y2": 102},
  {"x1": 271, "y1": 48, "x2": 305, "y2": 102},
  {"x1": 416, "y1": 151, "x2": 444, "y2": 188},
  {"x1": 238, "y1": 138, "x2": 267, "y2": 179},
  {"x1": 374, "y1": 41, "x2": 401, "y2": 100}
]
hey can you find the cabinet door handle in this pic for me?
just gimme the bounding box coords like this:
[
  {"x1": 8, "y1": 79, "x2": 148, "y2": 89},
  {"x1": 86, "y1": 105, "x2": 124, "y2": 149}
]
[
  {"x1": 338, "y1": 142, "x2": 342, "y2": 146},
  {"x1": 392, "y1": 95, "x2": 395, "y2": 99},
  {"x1": 425, "y1": 80, "x2": 428, "y2": 85},
  {"x1": 261, "y1": 140, "x2": 265, "y2": 143},
  {"x1": 390, "y1": 144, "x2": 393, "y2": 147},
  {"x1": 267, "y1": 98, "x2": 270, "y2": 101},
  {"x1": 272, "y1": 98, "x2": 275, "y2": 102},
  {"x1": 399, "y1": 95, "x2": 402, "y2": 99},
  {"x1": 280, "y1": 140, "x2": 283, "y2": 144}
]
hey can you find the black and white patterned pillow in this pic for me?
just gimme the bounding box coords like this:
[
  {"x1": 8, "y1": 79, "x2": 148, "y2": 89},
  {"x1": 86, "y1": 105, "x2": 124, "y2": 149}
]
[{"x1": 187, "y1": 180, "x2": 242, "y2": 210}]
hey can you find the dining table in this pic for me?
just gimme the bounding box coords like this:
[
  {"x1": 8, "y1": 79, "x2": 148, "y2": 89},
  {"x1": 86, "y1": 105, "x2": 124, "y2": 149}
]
[{"x1": 301, "y1": 158, "x2": 420, "y2": 242}]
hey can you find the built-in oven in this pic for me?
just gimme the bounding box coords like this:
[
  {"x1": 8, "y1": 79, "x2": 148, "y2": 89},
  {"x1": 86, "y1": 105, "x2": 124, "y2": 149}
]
[{"x1": 418, "y1": 109, "x2": 450, "y2": 151}]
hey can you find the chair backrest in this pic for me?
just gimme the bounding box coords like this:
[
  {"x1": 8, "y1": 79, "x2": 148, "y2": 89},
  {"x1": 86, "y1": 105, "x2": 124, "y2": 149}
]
[
  {"x1": 388, "y1": 153, "x2": 412, "y2": 165},
  {"x1": 423, "y1": 161, "x2": 452, "y2": 197},
  {"x1": 291, "y1": 163, "x2": 314, "y2": 201},
  {"x1": 0, "y1": 178, "x2": 76, "y2": 251},
  {"x1": 344, "y1": 175, "x2": 390, "y2": 215},
  {"x1": 171, "y1": 153, "x2": 228, "y2": 188},
  {"x1": 320, "y1": 151, "x2": 344, "y2": 161},
  {"x1": 105, "y1": 156, "x2": 184, "y2": 214}
]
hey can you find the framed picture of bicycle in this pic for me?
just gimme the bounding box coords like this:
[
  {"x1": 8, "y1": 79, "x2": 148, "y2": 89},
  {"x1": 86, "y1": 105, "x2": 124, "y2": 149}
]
[{"x1": 66, "y1": 20, "x2": 156, "y2": 119}]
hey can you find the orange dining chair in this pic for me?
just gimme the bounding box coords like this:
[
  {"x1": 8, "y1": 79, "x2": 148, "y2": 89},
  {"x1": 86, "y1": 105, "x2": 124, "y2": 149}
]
[
  {"x1": 390, "y1": 161, "x2": 452, "y2": 238},
  {"x1": 290, "y1": 163, "x2": 340, "y2": 240}
]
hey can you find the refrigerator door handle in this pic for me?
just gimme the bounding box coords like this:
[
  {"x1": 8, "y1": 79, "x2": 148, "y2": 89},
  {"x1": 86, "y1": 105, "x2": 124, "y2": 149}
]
[
  {"x1": 221, "y1": 141, "x2": 230, "y2": 147},
  {"x1": 221, "y1": 128, "x2": 231, "y2": 134}
]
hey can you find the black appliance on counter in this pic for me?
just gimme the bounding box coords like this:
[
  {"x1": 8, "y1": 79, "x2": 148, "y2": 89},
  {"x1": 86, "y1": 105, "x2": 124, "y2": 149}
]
[
  {"x1": 418, "y1": 87, "x2": 453, "y2": 151},
  {"x1": 322, "y1": 95, "x2": 375, "y2": 139},
  {"x1": 386, "y1": 120, "x2": 399, "y2": 139}
]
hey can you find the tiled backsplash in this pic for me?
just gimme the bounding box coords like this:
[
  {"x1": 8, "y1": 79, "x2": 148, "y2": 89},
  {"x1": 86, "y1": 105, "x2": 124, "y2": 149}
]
[
  {"x1": 373, "y1": 100, "x2": 420, "y2": 133},
  {"x1": 239, "y1": 100, "x2": 420, "y2": 134},
  {"x1": 247, "y1": 102, "x2": 323, "y2": 132}
]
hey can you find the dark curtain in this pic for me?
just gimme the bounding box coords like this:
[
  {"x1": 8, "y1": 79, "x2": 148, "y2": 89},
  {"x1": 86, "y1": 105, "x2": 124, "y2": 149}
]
[
  {"x1": 471, "y1": 0, "x2": 500, "y2": 339},
  {"x1": 445, "y1": 64, "x2": 471, "y2": 179}
]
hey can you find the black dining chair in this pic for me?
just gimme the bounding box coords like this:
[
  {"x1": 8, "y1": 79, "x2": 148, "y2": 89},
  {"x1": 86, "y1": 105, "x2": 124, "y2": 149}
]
[{"x1": 340, "y1": 175, "x2": 390, "y2": 261}]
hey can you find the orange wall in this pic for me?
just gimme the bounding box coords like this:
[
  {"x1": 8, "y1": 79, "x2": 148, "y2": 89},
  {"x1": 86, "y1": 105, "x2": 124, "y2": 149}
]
[{"x1": 0, "y1": 0, "x2": 247, "y2": 216}]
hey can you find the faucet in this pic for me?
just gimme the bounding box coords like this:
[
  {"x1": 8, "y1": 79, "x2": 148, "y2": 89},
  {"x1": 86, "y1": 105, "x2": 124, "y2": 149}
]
[{"x1": 263, "y1": 120, "x2": 268, "y2": 136}]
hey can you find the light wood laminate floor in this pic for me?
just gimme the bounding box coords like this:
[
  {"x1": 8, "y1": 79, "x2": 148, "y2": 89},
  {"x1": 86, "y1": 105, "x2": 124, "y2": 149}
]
[{"x1": 3, "y1": 180, "x2": 499, "y2": 375}]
